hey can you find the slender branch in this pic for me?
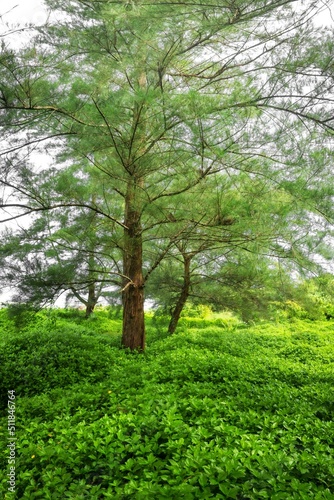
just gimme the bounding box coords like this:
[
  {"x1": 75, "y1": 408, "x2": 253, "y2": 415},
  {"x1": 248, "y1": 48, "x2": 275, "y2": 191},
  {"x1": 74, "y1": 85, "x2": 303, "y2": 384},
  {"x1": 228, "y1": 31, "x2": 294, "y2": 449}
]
[{"x1": 0, "y1": 202, "x2": 128, "y2": 228}]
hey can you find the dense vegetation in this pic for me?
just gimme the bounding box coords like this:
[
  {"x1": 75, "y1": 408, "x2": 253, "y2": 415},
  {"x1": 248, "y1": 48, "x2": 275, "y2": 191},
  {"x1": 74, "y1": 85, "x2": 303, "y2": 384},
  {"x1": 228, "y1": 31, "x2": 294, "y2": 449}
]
[
  {"x1": 1, "y1": 1, "x2": 334, "y2": 496},
  {"x1": 1, "y1": 0, "x2": 334, "y2": 349},
  {"x1": 1, "y1": 307, "x2": 333, "y2": 499}
]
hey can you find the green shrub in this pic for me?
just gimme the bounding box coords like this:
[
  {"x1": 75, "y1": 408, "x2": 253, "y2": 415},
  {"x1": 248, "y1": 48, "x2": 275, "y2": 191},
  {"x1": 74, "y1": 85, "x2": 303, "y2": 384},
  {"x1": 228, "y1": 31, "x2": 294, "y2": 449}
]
[
  {"x1": 4, "y1": 303, "x2": 39, "y2": 331},
  {"x1": 0, "y1": 327, "x2": 119, "y2": 407},
  {"x1": 0, "y1": 313, "x2": 334, "y2": 498}
]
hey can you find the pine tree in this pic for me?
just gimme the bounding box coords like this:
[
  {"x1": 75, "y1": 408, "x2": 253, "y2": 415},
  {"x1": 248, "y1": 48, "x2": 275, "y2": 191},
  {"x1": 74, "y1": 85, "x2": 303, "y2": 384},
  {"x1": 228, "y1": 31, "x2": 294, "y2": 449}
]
[{"x1": 1, "y1": 0, "x2": 334, "y2": 348}]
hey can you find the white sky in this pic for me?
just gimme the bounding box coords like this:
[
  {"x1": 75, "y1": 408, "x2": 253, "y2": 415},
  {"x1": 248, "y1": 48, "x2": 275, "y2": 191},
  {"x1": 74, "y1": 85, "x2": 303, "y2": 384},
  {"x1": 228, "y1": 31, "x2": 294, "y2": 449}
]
[
  {"x1": 1, "y1": 0, "x2": 333, "y2": 27},
  {"x1": 2, "y1": 0, "x2": 48, "y2": 26}
]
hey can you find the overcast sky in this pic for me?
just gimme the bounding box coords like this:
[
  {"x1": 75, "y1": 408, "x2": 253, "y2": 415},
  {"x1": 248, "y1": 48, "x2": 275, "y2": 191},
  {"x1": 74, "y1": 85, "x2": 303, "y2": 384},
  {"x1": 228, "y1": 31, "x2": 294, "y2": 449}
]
[
  {"x1": 2, "y1": 0, "x2": 47, "y2": 26},
  {"x1": 2, "y1": 0, "x2": 334, "y2": 27}
]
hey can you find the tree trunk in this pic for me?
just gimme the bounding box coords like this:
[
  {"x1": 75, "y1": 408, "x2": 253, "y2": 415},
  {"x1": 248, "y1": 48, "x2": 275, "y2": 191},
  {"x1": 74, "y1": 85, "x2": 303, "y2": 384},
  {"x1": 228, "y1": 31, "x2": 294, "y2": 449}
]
[
  {"x1": 85, "y1": 282, "x2": 97, "y2": 318},
  {"x1": 85, "y1": 225, "x2": 98, "y2": 318},
  {"x1": 168, "y1": 255, "x2": 192, "y2": 334},
  {"x1": 121, "y1": 177, "x2": 145, "y2": 350}
]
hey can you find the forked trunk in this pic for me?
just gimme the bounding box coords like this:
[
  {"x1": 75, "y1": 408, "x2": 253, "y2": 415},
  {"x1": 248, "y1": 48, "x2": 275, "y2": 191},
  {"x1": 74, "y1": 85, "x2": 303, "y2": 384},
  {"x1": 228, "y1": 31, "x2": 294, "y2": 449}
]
[
  {"x1": 168, "y1": 255, "x2": 192, "y2": 334},
  {"x1": 85, "y1": 233, "x2": 98, "y2": 318},
  {"x1": 85, "y1": 282, "x2": 97, "y2": 318}
]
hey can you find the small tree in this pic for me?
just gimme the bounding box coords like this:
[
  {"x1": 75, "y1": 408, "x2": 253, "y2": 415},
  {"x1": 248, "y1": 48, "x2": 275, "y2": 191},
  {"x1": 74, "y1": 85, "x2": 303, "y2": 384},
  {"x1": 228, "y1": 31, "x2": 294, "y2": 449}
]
[{"x1": 0, "y1": 163, "x2": 124, "y2": 316}]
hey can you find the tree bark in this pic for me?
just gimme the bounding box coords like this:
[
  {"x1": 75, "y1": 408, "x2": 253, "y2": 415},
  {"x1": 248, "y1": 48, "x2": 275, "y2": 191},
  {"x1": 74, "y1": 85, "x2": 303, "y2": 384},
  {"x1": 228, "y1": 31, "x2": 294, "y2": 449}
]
[
  {"x1": 85, "y1": 282, "x2": 97, "y2": 318},
  {"x1": 121, "y1": 177, "x2": 145, "y2": 350},
  {"x1": 85, "y1": 221, "x2": 98, "y2": 318},
  {"x1": 168, "y1": 254, "x2": 192, "y2": 334}
]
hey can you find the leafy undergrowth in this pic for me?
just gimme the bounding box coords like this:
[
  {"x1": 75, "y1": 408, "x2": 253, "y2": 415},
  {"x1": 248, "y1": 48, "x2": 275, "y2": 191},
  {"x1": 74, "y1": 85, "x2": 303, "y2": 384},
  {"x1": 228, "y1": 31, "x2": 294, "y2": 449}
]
[{"x1": 0, "y1": 309, "x2": 334, "y2": 499}]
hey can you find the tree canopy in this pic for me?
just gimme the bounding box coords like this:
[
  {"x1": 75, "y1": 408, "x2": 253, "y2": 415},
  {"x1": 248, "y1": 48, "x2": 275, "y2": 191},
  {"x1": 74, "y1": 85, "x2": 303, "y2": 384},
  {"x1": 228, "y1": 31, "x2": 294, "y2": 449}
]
[{"x1": 1, "y1": 0, "x2": 334, "y2": 348}]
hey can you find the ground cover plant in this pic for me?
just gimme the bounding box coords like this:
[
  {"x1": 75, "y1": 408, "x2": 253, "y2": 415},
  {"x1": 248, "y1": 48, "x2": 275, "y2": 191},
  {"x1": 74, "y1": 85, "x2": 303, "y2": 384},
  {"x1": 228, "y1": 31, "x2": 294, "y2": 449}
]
[{"x1": 0, "y1": 308, "x2": 334, "y2": 499}]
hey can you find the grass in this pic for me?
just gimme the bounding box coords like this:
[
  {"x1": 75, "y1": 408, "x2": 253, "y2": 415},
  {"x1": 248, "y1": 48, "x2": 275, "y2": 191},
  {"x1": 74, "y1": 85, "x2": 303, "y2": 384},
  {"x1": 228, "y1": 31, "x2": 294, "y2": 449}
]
[{"x1": 0, "y1": 308, "x2": 333, "y2": 498}]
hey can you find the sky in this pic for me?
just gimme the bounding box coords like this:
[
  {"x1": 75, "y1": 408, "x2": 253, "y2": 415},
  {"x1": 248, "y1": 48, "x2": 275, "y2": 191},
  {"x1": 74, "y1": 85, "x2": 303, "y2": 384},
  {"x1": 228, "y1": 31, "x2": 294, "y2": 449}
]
[
  {"x1": 2, "y1": 0, "x2": 48, "y2": 27},
  {"x1": 1, "y1": 0, "x2": 334, "y2": 28}
]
